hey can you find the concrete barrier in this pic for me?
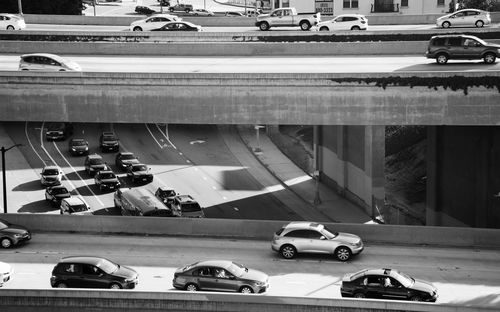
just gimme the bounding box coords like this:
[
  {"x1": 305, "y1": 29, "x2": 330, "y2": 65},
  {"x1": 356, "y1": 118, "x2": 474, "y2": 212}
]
[
  {"x1": 1, "y1": 214, "x2": 500, "y2": 248},
  {"x1": 0, "y1": 289, "x2": 496, "y2": 312}
]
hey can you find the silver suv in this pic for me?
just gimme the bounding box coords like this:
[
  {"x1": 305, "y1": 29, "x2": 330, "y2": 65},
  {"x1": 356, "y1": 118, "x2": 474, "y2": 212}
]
[{"x1": 271, "y1": 222, "x2": 363, "y2": 261}]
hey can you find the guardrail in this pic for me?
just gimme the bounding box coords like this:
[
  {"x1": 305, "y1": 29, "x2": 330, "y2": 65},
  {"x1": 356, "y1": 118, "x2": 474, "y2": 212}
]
[{"x1": 2, "y1": 214, "x2": 500, "y2": 248}]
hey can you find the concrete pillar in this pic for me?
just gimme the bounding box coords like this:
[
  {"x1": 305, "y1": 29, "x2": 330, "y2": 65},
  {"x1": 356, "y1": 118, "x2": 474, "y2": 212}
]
[
  {"x1": 426, "y1": 126, "x2": 439, "y2": 226},
  {"x1": 365, "y1": 126, "x2": 385, "y2": 219}
]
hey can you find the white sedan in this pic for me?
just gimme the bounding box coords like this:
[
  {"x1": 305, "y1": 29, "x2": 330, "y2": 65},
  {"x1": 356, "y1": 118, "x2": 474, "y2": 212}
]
[
  {"x1": 313, "y1": 14, "x2": 368, "y2": 31},
  {"x1": 130, "y1": 14, "x2": 181, "y2": 31},
  {"x1": 0, "y1": 13, "x2": 26, "y2": 30},
  {"x1": 189, "y1": 9, "x2": 214, "y2": 16},
  {"x1": 0, "y1": 261, "x2": 13, "y2": 287}
]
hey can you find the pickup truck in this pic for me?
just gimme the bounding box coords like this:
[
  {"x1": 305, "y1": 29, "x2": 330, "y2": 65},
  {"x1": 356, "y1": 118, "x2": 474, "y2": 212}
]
[{"x1": 255, "y1": 7, "x2": 321, "y2": 31}]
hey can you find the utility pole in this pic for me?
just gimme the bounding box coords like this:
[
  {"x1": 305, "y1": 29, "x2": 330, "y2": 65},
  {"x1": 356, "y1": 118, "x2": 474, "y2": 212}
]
[{"x1": 17, "y1": 0, "x2": 23, "y2": 15}]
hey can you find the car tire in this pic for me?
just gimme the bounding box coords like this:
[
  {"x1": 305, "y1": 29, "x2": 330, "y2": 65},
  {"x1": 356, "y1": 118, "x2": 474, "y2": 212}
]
[
  {"x1": 133, "y1": 26, "x2": 142, "y2": 31},
  {"x1": 442, "y1": 21, "x2": 451, "y2": 28},
  {"x1": 410, "y1": 295, "x2": 422, "y2": 301},
  {"x1": 110, "y1": 283, "x2": 122, "y2": 289},
  {"x1": 353, "y1": 292, "x2": 366, "y2": 298},
  {"x1": 259, "y1": 22, "x2": 270, "y2": 31},
  {"x1": 475, "y1": 20, "x2": 484, "y2": 28},
  {"x1": 436, "y1": 53, "x2": 448, "y2": 65},
  {"x1": 55, "y1": 282, "x2": 68, "y2": 288},
  {"x1": 185, "y1": 9, "x2": 190, "y2": 13},
  {"x1": 7, "y1": 25, "x2": 15, "y2": 30},
  {"x1": 351, "y1": 26, "x2": 360, "y2": 30},
  {"x1": 239, "y1": 286, "x2": 254, "y2": 293},
  {"x1": 169, "y1": 8, "x2": 174, "y2": 12},
  {"x1": 279, "y1": 244, "x2": 296, "y2": 259},
  {"x1": 299, "y1": 21, "x2": 311, "y2": 31},
  {"x1": 483, "y1": 52, "x2": 496, "y2": 64},
  {"x1": 319, "y1": 26, "x2": 329, "y2": 31},
  {"x1": 0, "y1": 237, "x2": 13, "y2": 248},
  {"x1": 185, "y1": 283, "x2": 198, "y2": 291},
  {"x1": 335, "y1": 246, "x2": 352, "y2": 261}
]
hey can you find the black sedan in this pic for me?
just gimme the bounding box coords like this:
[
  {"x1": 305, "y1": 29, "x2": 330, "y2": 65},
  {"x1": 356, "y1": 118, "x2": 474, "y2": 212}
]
[
  {"x1": 341, "y1": 268, "x2": 438, "y2": 302},
  {"x1": 0, "y1": 218, "x2": 31, "y2": 249},
  {"x1": 94, "y1": 170, "x2": 121, "y2": 192},
  {"x1": 50, "y1": 256, "x2": 138, "y2": 289},
  {"x1": 151, "y1": 21, "x2": 202, "y2": 32},
  {"x1": 45, "y1": 185, "x2": 71, "y2": 205}
]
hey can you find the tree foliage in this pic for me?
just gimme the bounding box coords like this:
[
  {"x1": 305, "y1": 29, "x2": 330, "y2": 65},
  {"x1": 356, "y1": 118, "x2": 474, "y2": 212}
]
[
  {"x1": 0, "y1": 0, "x2": 84, "y2": 15},
  {"x1": 458, "y1": 0, "x2": 500, "y2": 11}
]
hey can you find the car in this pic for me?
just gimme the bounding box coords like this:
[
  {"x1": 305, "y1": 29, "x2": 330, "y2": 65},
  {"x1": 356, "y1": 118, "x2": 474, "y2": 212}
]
[
  {"x1": 45, "y1": 122, "x2": 73, "y2": 141},
  {"x1": 171, "y1": 194, "x2": 205, "y2": 218},
  {"x1": 45, "y1": 185, "x2": 71, "y2": 205},
  {"x1": 0, "y1": 262, "x2": 13, "y2": 287},
  {"x1": 0, "y1": 13, "x2": 26, "y2": 30},
  {"x1": 40, "y1": 165, "x2": 63, "y2": 186},
  {"x1": 150, "y1": 21, "x2": 202, "y2": 32},
  {"x1": 94, "y1": 170, "x2": 120, "y2": 192},
  {"x1": 225, "y1": 11, "x2": 244, "y2": 16},
  {"x1": 169, "y1": 4, "x2": 193, "y2": 13},
  {"x1": 159, "y1": 0, "x2": 170, "y2": 6},
  {"x1": 426, "y1": 34, "x2": 500, "y2": 65},
  {"x1": 173, "y1": 260, "x2": 269, "y2": 293},
  {"x1": 135, "y1": 5, "x2": 157, "y2": 15},
  {"x1": 0, "y1": 218, "x2": 31, "y2": 249},
  {"x1": 99, "y1": 131, "x2": 120, "y2": 152},
  {"x1": 50, "y1": 256, "x2": 138, "y2": 289},
  {"x1": 114, "y1": 188, "x2": 176, "y2": 217},
  {"x1": 436, "y1": 9, "x2": 491, "y2": 28},
  {"x1": 129, "y1": 14, "x2": 181, "y2": 31},
  {"x1": 84, "y1": 154, "x2": 108, "y2": 175},
  {"x1": 271, "y1": 222, "x2": 363, "y2": 261},
  {"x1": 340, "y1": 268, "x2": 438, "y2": 302},
  {"x1": 314, "y1": 14, "x2": 368, "y2": 31},
  {"x1": 115, "y1": 152, "x2": 140, "y2": 170},
  {"x1": 189, "y1": 9, "x2": 214, "y2": 16},
  {"x1": 69, "y1": 138, "x2": 89, "y2": 156},
  {"x1": 60, "y1": 197, "x2": 92, "y2": 215},
  {"x1": 126, "y1": 163, "x2": 154, "y2": 184},
  {"x1": 18, "y1": 53, "x2": 81, "y2": 71},
  {"x1": 154, "y1": 186, "x2": 177, "y2": 207}
]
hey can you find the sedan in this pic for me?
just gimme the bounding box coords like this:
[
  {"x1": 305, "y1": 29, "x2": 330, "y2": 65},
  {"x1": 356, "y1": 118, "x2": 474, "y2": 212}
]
[
  {"x1": 173, "y1": 260, "x2": 269, "y2": 293},
  {"x1": 129, "y1": 14, "x2": 181, "y2": 31},
  {"x1": 126, "y1": 164, "x2": 154, "y2": 184},
  {"x1": 68, "y1": 138, "x2": 89, "y2": 156},
  {"x1": 94, "y1": 170, "x2": 121, "y2": 192},
  {"x1": 45, "y1": 185, "x2": 71, "y2": 205},
  {"x1": 18, "y1": 53, "x2": 81, "y2": 71},
  {"x1": 151, "y1": 21, "x2": 202, "y2": 32},
  {"x1": 0, "y1": 218, "x2": 31, "y2": 249},
  {"x1": 341, "y1": 268, "x2": 438, "y2": 302},
  {"x1": 189, "y1": 9, "x2": 214, "y2": 16},
  {"x1": 436, "y1": 9, "x2": 491, "y2": 28},
  {"x1": 314, "y1": 14, "x2": 368, "y2": 31},
  {"x1": 0, "y1": 13, "x2": 26, "y2": 30},
  {"x1": 0, "y1": 262, "x2": 13, "y2": 287}
]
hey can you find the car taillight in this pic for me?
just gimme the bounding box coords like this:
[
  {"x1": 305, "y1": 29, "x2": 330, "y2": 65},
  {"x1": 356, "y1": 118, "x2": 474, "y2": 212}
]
[{"x1": 361, "y1": 20, "x2": 366, "y2": 24}]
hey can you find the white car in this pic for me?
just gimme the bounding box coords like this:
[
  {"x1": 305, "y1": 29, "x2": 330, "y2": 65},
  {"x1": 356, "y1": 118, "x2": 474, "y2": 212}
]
[
  {"x1": 0, "y1": 261, "x2": 13, "y2": 287},
  {"x1": 19, "y1": 53, "x2": 81, "y2": 71},
  {"x1": 436, "y1": 9, "x2": 491, "y2": 28},
  {"x1": 130, "y1": 14, "x2": 181, "y2": 31},
  {"x1": 0, "y1": 13, "x2": 26, "y2": 30},
  {"x1": 60, "y1": 197, "x2": 92, "y2": 215},
  {"x1": 314, "y1": 14, "x2": 368, "y2": 31},
  {"x1": 189, "y1": 9, "x2": 214, "y2": 16},
  {"x1": 41, "y1": 165, "x2": 63, "y2": 187}
]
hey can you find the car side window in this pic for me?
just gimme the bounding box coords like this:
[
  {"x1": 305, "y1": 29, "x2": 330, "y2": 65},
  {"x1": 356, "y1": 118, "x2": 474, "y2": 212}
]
[
  {"x1": 60, "y1": 263, "x2": 81, "y2": 274},
  {"x1": 194, "y1": 267, "x2": 213, "y2": 277},
  {"x1": 306, "y1": 230, "x2": 323, "y2": 239},
  {"x1": 464, "y1": 38, "x2": 479, "y2": 47},
  {"x1": 284, "y1": 229, "x2": 308, "y2": 238},
  {"x1": 366, "y1": 276, "x2": 382, "y2": 287},
  {"x1": 447, "y1": 37, "x2": 462, "y2": 47},
  {"x1": 214, "y1": 268, "x2": 231, "y2": 279},
  {"x1": 82, "y1": 264, "x2": 100, "y2": 275}
]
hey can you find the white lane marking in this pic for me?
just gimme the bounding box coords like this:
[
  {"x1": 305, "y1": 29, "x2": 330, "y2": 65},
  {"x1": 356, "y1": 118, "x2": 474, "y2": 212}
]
[
  {"x1": 51, "y1": 141, "x2": 104, "y2": 207},
  {"x1": 155, "y1": 123, "x2": 177, "y2": 150},
  {"x1": 145, "y1": 124, "x2": 164, "y2": 149},
  {"x1": 25, "y1": 121, "x2": 46, "y2": 167}
]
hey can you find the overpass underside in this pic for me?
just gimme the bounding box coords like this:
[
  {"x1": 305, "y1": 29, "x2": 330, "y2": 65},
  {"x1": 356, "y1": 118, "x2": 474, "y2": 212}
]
[{"x1": 1, "y1": 71, "x2": 499, "y2": 227}]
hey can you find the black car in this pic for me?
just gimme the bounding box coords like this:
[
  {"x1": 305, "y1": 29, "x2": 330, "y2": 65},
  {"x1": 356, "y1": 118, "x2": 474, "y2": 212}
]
[
  {"x1": 126, "y1": 163, "x2": 154, "y2": 184},
  {"x1": 69, "y1": 138, "x2": 89, "y2": 156},
  {"x1": 115, "y1": 152, "x2": 140, "y2": 170},
  {"x1": 99, "y1": 131, "x2": 119, "y2": 152},
  {"x1": 135, "y1": 5, "x2": 156, "y2": 15},
  {"x1": 45, "y1": 122, "x2": 73, "y2": 141},
  {"x1": 94, "y1": 170, "x2": 121, "y2": 192},
  {"x1": 151, "y1": 21, "x2": 201, "y2": 32},
  {"x1": 45, "y1": 185, "x2": 71, "y2": 205},
  {"x1": 50, "y1": 256, "x2": 138, "y2": 289},
  {"x1": 169, "y1": 3, "x2": 193, "y2": 13},
  {"x1": 155, "y1": 186, "x2": 177, "y2": 207},
  {"x1": 340, "y1": 268, "x2": 438, "y2": 302},
  {"x1": 0, "y1": 218, "x2": 31, "y2": 249},
  {"x1": 84, "y1": 154, "x2": 108, "y2": 176}
]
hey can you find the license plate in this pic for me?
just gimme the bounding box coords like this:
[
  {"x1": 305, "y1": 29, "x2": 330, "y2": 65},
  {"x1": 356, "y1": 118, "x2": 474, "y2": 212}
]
[{"x1": 142, "y1": 178, "x2": 147, "y2": 181}]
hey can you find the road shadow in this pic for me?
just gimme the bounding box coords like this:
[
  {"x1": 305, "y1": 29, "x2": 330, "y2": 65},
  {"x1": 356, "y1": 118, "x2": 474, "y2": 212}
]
[
  {"x1": 18, "y1": 199, "x2": 58, "y2": 213},
  {"x1": 394, "y1": 61, "x2": 498, "y2": 72},
  {"x1": 93, "y1": 206, "x2": 121, "y2": 216},
  {"x1": 64, "y1": 169, "x2": 89, "y2": 181},
  {"x1": 11, "y1": 179, "x2": 42, "y2": 192}
]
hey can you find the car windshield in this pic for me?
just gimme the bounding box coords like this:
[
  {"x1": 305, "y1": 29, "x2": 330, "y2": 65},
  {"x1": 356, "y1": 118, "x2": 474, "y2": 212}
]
[
  {"x1": 158, "y1": 190, "x2": 176, "y2": 198},
  {"x1": 121, "y1": 154, "x2": 136, "y2": 160},
  {"x1": 181, "y1": 203, "x2": 201, "y2": 212},
  {"x1": 321, "y1": 226, "x2": 339, "y2": 239},
  {"x1": 133, "y1": 165, "x2": 148, "y2": 171},
  {"x1": 0, "y1": 219, "x2": 9, "y2": 230},
  {"x1": 182, "y1": 262, "x2": 198, "y2": 272},
  {"x1": 72, "y1": 140, "x2": 86, "y2": 146},
  {"x1": 226, "y1": 262, "x2": 246, "y2": 277},
  {"x1": 103, "y1": 135, "x2": 116, "y2": 140},
  {"x1": 43, "y1": 169, "x2": 59, "y2": 175},
  {"x1": 70, "y1": 204, "x2": 88, "y2": 212},
  {"x1": 97, "y1": 258, "x2": 119, "y2": 274},
  {"x1": 52, "y1": 187, "x2": 68, "y2": 194},
  {"x1": 394, "y1": 271, "x2": 414, "y2": 287},
  {"x1": 99, "y1": 172, "x2": 116, "y2": 179},
  {"x1": 90, "y1": 158, "x2": 104, "y2": 165}
]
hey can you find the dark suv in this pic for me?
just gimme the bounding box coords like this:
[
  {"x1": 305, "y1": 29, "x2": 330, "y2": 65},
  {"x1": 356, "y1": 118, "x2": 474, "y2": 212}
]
[
  {"x1": 426, "y1": 34, "x2": 500, "y2": 64},
  {"x1": 45, "y1": 122, "x2": 73, "y2": 141},
  {"x1": 99, "y1": 132, "x2": 119, "y2": 152},
  {"x1": 84, "y1": 154, "x2": 108, "y2": 175},
  {"x1": 169, "y1": 4, "x2": 193, "y2": 13},
  {"x1": 115, "y1": 152, "x2": 140, "y2": 170}
]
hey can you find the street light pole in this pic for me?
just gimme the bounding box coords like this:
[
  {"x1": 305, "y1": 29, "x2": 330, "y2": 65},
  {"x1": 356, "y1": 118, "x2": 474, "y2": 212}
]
[
  {"x1": 1, "y1": 144, "x2": 22, "y2": 214},
  {"x1": 17, "y1": 0, "x2": 23, "y2": 15}
]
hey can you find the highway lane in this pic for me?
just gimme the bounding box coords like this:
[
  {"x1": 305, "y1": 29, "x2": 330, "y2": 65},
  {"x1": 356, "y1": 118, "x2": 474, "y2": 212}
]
[
  {"x1": 0, "y1": 233, "x2": 499, "y2": 307},
  {"x1": 2, "y1": 55, "x2": 500, "y2": 73}
]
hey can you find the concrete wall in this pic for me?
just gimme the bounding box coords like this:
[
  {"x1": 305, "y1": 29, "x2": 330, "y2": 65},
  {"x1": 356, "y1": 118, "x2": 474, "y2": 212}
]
[{"x1": 2, "y1": 214, "x2": 500, "y2": 248}]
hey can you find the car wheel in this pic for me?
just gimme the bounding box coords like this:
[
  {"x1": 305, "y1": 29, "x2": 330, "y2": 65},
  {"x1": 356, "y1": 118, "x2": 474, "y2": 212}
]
[
  {"x1": 483, "y1": 52, "x2": 496, "y2": 64},
  {"x1": 109, "y1": 283, "x2": 122, "y2": 289},
  {"x1": 353, "y1": 292, "x2": 366, "y2": 298},
  {"x1": 436, "y1": 53, "x2": 448, "y2": 65},
  {"x1": 169, "y1": 8, "x2": 174, "y2": 12},
  {"x1": 133, "y1": 26, "x2": 142, "y2": 31},
  {"x1": 185, "y1": 9, "x2": 190, "y2": 13},
  {"x1": 335, "y1": 246, "x2": 352, "y2": 261},
  {"x1": 319, "y1": 26, "x2": 329, "y2": 31},
  {"x1": 442, "y1": 21, "x2": 451, "y2": 28},
  {"x1": 259, "y1": 22, "x2": 269, "y2": 31},
  {"x1": 299, "y1": 21, "x2": 311, "y2": 31},
  {"x1": 185, "y1": 283, "x2": 198, "y2": 291},
  {"x1": 279, "y1": 244, "x2": 296, "y2": 259},
  {"x1": 56, "y1": 282, "x2": 68, "y2": 288},
  {"x1": 475, "y1": 20, "x2": 484, "y2": 28},
  {"x1": 410, "y1": 295, "x2": 422, "y2": 301},
  {"x1": 239, "y1": 286, "x2": 254, "y2": 294},
  {"x1": 351, "y1": 26, "x2": 360, "y2": 30},
  {"x1": 1, "y1": 238, "x2": 13, "y2": 248},
  {"x1": 7, "y1": 25, "x2": 15, "y2": 30}
]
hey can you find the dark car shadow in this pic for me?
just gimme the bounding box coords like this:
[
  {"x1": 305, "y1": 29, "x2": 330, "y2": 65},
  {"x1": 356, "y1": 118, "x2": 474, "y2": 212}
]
[
  {"x1": 93, "y1": 206, "x2": 121, "y2": 216},
  {"x1": 18, "y1": 199, "x2": 58, "y2": 213},
  {"x1": 12, "y1": 179, "x2": 42, "y2": 192},
  {"x1": 64, "y1": 170, "x2": 89, "y2": 181},
  {"x1": 394, "y1": 60, "x2": 499, "y2": 72}
]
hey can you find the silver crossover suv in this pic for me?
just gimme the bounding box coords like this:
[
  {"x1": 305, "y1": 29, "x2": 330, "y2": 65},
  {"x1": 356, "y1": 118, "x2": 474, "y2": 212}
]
[{"x1": 271, "y1": 222, "x2": 363, "y2": 261}]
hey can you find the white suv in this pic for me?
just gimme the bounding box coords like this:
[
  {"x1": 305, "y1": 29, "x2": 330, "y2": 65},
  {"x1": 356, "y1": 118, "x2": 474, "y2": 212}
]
[
  {"x1": 41, "y1": 165, "x2": 63, "y2": 186},
  {"x1": 60, "y1": 197, "x2": 91, "y2": 215},
  {"x1": 130, "y1": 14, "x2": 181, "y2": 31},
  {"x1": 271, "y1": 222, "x2": 364, "y2": 261},
  {"x1": 314, "y1": 14, "x2": 368, "y2": 31}
]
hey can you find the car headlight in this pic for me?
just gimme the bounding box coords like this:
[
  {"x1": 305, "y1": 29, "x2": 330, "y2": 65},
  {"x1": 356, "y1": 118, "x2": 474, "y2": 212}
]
[
  {"x1": 13, "y1": 234, "x2": 23, "y2": 238},
  {"x1": 71, "y1": 148, "x2": 76, "y2": 151},
  {"x1": 254, "y1": 281, "x2": 266, "y2": 287},
  {"x1": 84, "y1": 147, "x2": 88, "y2": 151}
]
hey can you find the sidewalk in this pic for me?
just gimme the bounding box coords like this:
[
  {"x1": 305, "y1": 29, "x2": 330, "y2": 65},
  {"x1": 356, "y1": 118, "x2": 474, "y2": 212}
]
[{"x1": 236, "y1": 125, "x2": 372, "y2": 224}]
